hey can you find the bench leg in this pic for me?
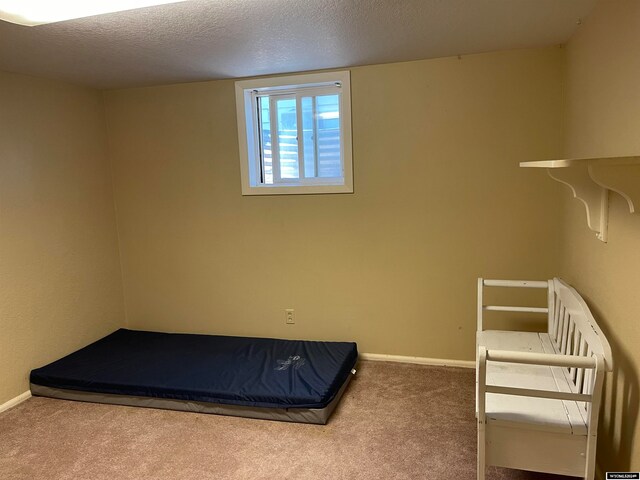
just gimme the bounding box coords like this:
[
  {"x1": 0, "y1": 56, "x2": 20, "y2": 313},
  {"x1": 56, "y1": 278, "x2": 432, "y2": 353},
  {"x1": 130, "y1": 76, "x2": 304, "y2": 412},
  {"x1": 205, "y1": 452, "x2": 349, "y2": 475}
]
[
  {"x1": 584, "y1": 433, "x2": 597, "y2": 480},
  {"x1": 478, "y1": 422, "x2": 486, "y2": 480}
]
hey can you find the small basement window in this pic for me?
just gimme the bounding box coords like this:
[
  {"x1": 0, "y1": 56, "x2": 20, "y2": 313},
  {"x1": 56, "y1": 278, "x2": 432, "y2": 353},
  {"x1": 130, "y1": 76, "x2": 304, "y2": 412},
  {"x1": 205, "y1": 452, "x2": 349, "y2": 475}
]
[{"x1": 235, "y1": 71, "x2": 353, "y2": 195}]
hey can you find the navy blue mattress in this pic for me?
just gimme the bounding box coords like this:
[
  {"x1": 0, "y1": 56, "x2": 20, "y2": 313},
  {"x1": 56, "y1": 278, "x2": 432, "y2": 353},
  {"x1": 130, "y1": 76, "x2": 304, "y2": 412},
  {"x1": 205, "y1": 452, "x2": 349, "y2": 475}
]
[{"x1": 30, "y1": 329, "x2": 358, "y2": 409}]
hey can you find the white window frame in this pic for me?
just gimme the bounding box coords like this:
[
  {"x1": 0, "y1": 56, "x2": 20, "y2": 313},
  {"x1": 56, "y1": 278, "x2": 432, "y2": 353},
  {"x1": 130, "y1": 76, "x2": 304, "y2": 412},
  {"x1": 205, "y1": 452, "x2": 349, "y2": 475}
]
[{"x1": 235, "y1": 71, "x2": 353, "y2": 195}]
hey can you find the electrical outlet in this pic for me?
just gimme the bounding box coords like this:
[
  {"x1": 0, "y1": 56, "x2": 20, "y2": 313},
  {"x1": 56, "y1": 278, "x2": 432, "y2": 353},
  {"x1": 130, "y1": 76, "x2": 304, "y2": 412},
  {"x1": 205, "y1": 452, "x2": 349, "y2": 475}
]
[{"x1": 285, "y1": 309, "x2": 295, "y2": 324}]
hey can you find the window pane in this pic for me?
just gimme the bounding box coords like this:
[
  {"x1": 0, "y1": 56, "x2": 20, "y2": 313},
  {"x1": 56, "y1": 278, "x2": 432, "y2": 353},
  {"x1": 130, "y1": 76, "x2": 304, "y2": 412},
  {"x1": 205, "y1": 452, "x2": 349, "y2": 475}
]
[
  {"x1": 258, "y1": 96, "x2": 273, "y2": 184},
  {"x1": 316, "y1": 94, "x2": 341, "y2": 178},
  {"x1": 301, "y1": 97, "x2": 316, "y2": 178},
  {"x1": 276, "y1": 98, "x2": 299, "y2": 180}
]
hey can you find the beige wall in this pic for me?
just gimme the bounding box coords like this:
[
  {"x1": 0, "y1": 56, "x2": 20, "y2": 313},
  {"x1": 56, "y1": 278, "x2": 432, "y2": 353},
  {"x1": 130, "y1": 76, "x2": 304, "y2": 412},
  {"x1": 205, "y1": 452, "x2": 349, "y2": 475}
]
[
  {"x1": 0, "y1": 72, "x2": 125, "y2": 405},
  {"x1": 561, "y1": 0, "x2": 640, "y2": 471},
  {"x1": 104, "y1": 47, "x2": 564, "y2": 361}
]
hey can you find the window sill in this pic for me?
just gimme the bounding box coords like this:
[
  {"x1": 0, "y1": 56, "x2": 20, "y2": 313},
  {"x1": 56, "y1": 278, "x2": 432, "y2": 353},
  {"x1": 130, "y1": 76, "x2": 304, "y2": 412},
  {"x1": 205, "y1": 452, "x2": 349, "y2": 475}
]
[{"x1": 241, "y1": 183, "x2": 354, "y2": 196}]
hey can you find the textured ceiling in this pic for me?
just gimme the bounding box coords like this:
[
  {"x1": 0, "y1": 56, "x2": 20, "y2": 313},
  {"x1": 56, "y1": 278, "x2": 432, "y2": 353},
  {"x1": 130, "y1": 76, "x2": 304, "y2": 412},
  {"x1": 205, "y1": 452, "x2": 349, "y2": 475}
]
[{"x1": 0, "y1": 0, "x2": 597, "y2": 89}]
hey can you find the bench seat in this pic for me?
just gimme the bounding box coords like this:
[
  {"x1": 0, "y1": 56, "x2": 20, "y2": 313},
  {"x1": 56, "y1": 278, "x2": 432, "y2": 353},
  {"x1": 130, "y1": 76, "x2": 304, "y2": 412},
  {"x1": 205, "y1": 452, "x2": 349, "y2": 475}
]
[{"x1": 479, "y1": 330, "x2": 587, "y2": 436}]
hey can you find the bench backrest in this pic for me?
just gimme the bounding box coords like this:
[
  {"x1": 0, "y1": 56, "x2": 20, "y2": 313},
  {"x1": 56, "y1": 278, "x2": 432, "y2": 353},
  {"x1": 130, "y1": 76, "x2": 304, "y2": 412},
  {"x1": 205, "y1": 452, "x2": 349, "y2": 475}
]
[
  {"x1": 477, "y1": 278, "x2": 551, "y2": 332},
  {"x1": 549, "y1": 278, "x2": 612, "y2": 410},
  {"x1": 477, "y1": 277, "x2": 612, "y2": 372}
]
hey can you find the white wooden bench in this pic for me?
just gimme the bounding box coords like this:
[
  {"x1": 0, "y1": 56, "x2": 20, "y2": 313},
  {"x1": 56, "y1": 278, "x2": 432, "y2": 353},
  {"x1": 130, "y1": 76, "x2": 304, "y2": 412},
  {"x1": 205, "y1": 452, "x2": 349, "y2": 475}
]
[{"x1": 476, "y1": 278, "x2": 612, "y2": 480}]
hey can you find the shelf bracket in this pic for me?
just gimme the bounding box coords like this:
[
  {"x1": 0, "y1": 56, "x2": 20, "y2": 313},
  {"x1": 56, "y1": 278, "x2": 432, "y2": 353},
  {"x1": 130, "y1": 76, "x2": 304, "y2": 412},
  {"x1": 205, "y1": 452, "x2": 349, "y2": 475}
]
[
  {"x1": 588, "y1": 160, "x2": 639, "y2": 214},
  {"x1": 521, "y1": 155, "x2": 640, "y2": 243},
  {"x1": 547, "y1": 166, "x2": 609, "y2": 242}
]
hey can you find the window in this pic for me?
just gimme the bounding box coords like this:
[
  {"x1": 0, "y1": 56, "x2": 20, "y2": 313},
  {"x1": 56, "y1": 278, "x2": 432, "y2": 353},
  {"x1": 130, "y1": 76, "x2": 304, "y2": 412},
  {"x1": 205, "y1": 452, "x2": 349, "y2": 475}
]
[{"x1": 235, "y1": 71, "x2": 353, "y2": 195}]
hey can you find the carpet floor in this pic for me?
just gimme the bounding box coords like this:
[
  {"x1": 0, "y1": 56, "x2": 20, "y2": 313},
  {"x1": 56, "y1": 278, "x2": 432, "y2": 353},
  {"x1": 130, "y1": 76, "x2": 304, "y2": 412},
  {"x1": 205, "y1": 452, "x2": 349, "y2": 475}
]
[{"x1": 0, "y1": 360, "x2": 572, "y2": 480}]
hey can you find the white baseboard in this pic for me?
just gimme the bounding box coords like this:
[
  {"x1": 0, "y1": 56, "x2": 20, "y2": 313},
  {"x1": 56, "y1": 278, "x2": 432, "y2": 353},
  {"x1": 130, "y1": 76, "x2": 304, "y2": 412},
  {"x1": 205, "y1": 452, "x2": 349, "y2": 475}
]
[
  {"x1": 360, "y1": 352, "x2": 474, "y2": 369},
  {"x1": 0, "y1": 391, "x2": 31, "y2": 414}
]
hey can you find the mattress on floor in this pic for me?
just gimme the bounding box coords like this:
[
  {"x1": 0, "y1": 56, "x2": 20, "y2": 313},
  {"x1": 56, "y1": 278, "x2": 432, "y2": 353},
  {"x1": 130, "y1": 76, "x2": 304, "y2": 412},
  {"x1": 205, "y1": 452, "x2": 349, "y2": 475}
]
[{"x1": 30, "y1": 329, "x2": 358, "y2": 424}]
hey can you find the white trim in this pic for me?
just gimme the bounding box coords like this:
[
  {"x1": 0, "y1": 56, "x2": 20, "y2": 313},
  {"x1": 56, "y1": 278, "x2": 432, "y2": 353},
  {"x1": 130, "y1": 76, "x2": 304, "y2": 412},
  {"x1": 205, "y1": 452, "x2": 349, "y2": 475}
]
[
  {"x1": 360, "y1": 353, "x2": 475, "y2": 369},
  {"x1": 237, "y1": 183, "x2": 353, "y2": 196},
  {"x1": 236, "y1": 71, "x2": 347, "y2": 92},
  {"x1": 0, "y1": 391, "x2": 31, "y2": 414}
]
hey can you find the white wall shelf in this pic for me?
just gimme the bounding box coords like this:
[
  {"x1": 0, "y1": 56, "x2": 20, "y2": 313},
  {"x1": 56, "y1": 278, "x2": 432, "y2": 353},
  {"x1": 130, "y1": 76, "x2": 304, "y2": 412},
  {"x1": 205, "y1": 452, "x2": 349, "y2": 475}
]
[{"x1": 520, "y1": 156, "x2": 640, "y2": 242}]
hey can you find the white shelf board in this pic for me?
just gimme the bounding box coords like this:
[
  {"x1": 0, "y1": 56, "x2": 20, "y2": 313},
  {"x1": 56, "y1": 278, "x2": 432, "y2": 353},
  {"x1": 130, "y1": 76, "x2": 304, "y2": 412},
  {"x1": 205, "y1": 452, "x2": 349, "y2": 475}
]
[
  {"x1": 520, "y1": 155, "x2": 640, "y2": 242},
  {"x1": 521, "y1": 155, "x2": 640, "y2": 168}
]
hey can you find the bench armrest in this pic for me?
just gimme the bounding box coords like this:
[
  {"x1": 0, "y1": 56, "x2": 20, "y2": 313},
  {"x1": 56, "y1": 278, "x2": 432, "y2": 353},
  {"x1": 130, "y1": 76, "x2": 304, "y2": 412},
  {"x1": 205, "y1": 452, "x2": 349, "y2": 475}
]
[
  {"x1": 483, "y1": 348, "x2": 597, "y2": 369},
  {"x1": 483, "y1": 384, "x2": 592, "y2": 402}
]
